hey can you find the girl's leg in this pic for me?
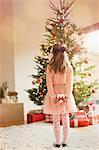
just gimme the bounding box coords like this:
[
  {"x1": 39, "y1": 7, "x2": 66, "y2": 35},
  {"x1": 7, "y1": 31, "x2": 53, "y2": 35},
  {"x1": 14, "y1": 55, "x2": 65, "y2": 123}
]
[
  {"x1": 61, "y1": 113, "x2": 69, "y2": 144},
  {"x1": 53, "y1": 114, "x2": 60, "y2": 145}
]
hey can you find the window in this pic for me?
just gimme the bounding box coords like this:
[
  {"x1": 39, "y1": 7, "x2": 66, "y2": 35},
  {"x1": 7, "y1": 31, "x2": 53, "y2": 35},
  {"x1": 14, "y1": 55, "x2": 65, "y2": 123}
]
[
  {"x1": 83, "y1": 23, "x2": 99, "y2": 53},
  {"x1": 84, "y1": 30, "x2": 99, "y2": 53}
]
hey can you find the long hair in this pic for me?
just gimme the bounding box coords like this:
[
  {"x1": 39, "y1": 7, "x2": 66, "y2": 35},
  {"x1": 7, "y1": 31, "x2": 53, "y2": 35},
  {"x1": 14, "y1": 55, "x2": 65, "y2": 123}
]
[{"x1": 49, "y1": 44, "x2": 69, "y2": 74}]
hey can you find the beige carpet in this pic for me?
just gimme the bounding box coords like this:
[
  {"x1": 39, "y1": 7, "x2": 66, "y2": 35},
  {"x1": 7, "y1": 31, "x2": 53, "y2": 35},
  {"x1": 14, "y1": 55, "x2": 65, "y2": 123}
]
[{"x1": 0, "y1": 122, "x2": 99, "y2": 150}]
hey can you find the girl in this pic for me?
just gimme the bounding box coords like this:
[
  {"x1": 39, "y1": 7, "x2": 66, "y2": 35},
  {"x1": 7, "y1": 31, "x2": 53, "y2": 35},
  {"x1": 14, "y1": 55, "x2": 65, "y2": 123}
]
[{"x1": 43, "y1": 44, "x2": 74, "y2": 148}]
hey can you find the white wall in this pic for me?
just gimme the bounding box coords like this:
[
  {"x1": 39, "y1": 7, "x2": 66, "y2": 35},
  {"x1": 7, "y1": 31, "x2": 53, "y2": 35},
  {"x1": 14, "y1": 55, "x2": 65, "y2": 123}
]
[
  {"x1": 0, "y1": 2, "x2": 4, "y2": 84},
  {"x1": 0, "y1": 45, "x2": 3, "y2": 84},
  {"x1": 70, "y1": 0, "x2": 99, "y2": 27},
  {"x1": 0, "y1": 0, "x2": 15, "y2": 89},
  {"x1": 13, "y1": 0, "x2": 50, "y2": 112}
]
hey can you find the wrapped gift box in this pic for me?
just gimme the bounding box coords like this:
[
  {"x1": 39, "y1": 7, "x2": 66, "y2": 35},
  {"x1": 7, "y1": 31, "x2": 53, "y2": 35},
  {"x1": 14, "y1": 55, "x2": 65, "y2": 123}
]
[
  {"x1": 69, "y1": 111, "x2": 89, "y2": 127},
  {"x1": 70, "y1": 118, "x2": 89, "y2": 127},
  {"x1": 87, "y1": 111, "x2": 97, "y2": 125},
  {"x1": 87, "y1": 100, "x2": 96, "y2": 114},
  {"x1": 87, "y1": 112, "x2": 93, "y2": 125},
  {"x1": 69, "y1": 111, "x2": 88, "y2": 120},
  {"x1": 27, "y1": 113, "x2": 45, "y2": 124}
]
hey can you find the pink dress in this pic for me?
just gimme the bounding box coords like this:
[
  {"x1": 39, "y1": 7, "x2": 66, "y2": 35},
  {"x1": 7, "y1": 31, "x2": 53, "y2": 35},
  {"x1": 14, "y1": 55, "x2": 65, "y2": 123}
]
[{"x1": 43, "y1": 65, "x2": 76, "y2": 114}]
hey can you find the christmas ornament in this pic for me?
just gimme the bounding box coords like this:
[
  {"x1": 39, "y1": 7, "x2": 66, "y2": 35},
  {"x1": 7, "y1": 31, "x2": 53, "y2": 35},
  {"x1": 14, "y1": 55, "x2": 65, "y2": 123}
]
[
  {"x1": 74, "y1": 44, "x2": 80, "y2": 53},
  {"x1": 58, "y1": 18, "x2": 64, "y2": 24},
  {"x1": 37, "y1": 78, "x2": 42, "y2": 84},
  {"x1": 51, "y1": 29, "x2": 56, "y2": 37}
]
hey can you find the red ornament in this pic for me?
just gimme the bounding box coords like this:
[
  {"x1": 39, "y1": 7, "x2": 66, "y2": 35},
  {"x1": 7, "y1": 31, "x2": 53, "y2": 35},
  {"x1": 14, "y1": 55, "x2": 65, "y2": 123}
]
[
  {"x1": 37, "y1": 78, "x2": 42, "y2": 84},
  {"x1": 58, "y1": 18, "x2": 64, "y2": 24},
  {"x1": 51, "y1": 30, "x2": 56, "y2": 37}
]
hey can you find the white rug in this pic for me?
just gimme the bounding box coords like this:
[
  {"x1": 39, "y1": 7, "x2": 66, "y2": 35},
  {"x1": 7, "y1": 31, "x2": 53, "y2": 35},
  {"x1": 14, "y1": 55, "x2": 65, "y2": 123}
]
[{"x1": 0, "y1": 122, "x2": 99, "y2": 150}]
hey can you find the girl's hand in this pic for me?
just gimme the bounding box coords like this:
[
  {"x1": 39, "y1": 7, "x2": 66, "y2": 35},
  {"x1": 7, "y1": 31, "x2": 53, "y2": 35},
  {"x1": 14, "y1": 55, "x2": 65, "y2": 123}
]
[{"x1": 56, "y1": 94, "x2": 65, "y2": 99}]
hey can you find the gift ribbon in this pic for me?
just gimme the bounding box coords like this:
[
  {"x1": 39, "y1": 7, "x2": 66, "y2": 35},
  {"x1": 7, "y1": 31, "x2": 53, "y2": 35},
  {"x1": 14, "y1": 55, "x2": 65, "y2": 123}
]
[{"x1": 74, "y1": 119, "x2": 78, "y2": 127}]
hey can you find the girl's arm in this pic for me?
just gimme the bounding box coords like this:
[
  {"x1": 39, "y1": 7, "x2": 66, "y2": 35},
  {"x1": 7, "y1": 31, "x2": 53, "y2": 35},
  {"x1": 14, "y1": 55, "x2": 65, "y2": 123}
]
[
  {"x1": 46, "y1": 66, "x2": 56, "y2": 99},
  {"x1": 65, "y1": 66, "x2": 73, "y2": 98}
]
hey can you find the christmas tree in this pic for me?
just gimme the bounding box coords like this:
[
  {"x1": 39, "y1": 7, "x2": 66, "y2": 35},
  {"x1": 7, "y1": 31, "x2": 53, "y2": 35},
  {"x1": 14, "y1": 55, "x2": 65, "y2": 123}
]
[{"x1": 27, "y1": 0, "x2": 98, "y2": 106}]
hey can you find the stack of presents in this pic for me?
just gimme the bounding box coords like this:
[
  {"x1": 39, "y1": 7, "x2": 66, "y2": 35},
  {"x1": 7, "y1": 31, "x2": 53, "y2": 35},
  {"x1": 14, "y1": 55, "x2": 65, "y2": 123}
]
[{"x1": 27, "y1": 100, "x2": 99, "y2": 127}]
